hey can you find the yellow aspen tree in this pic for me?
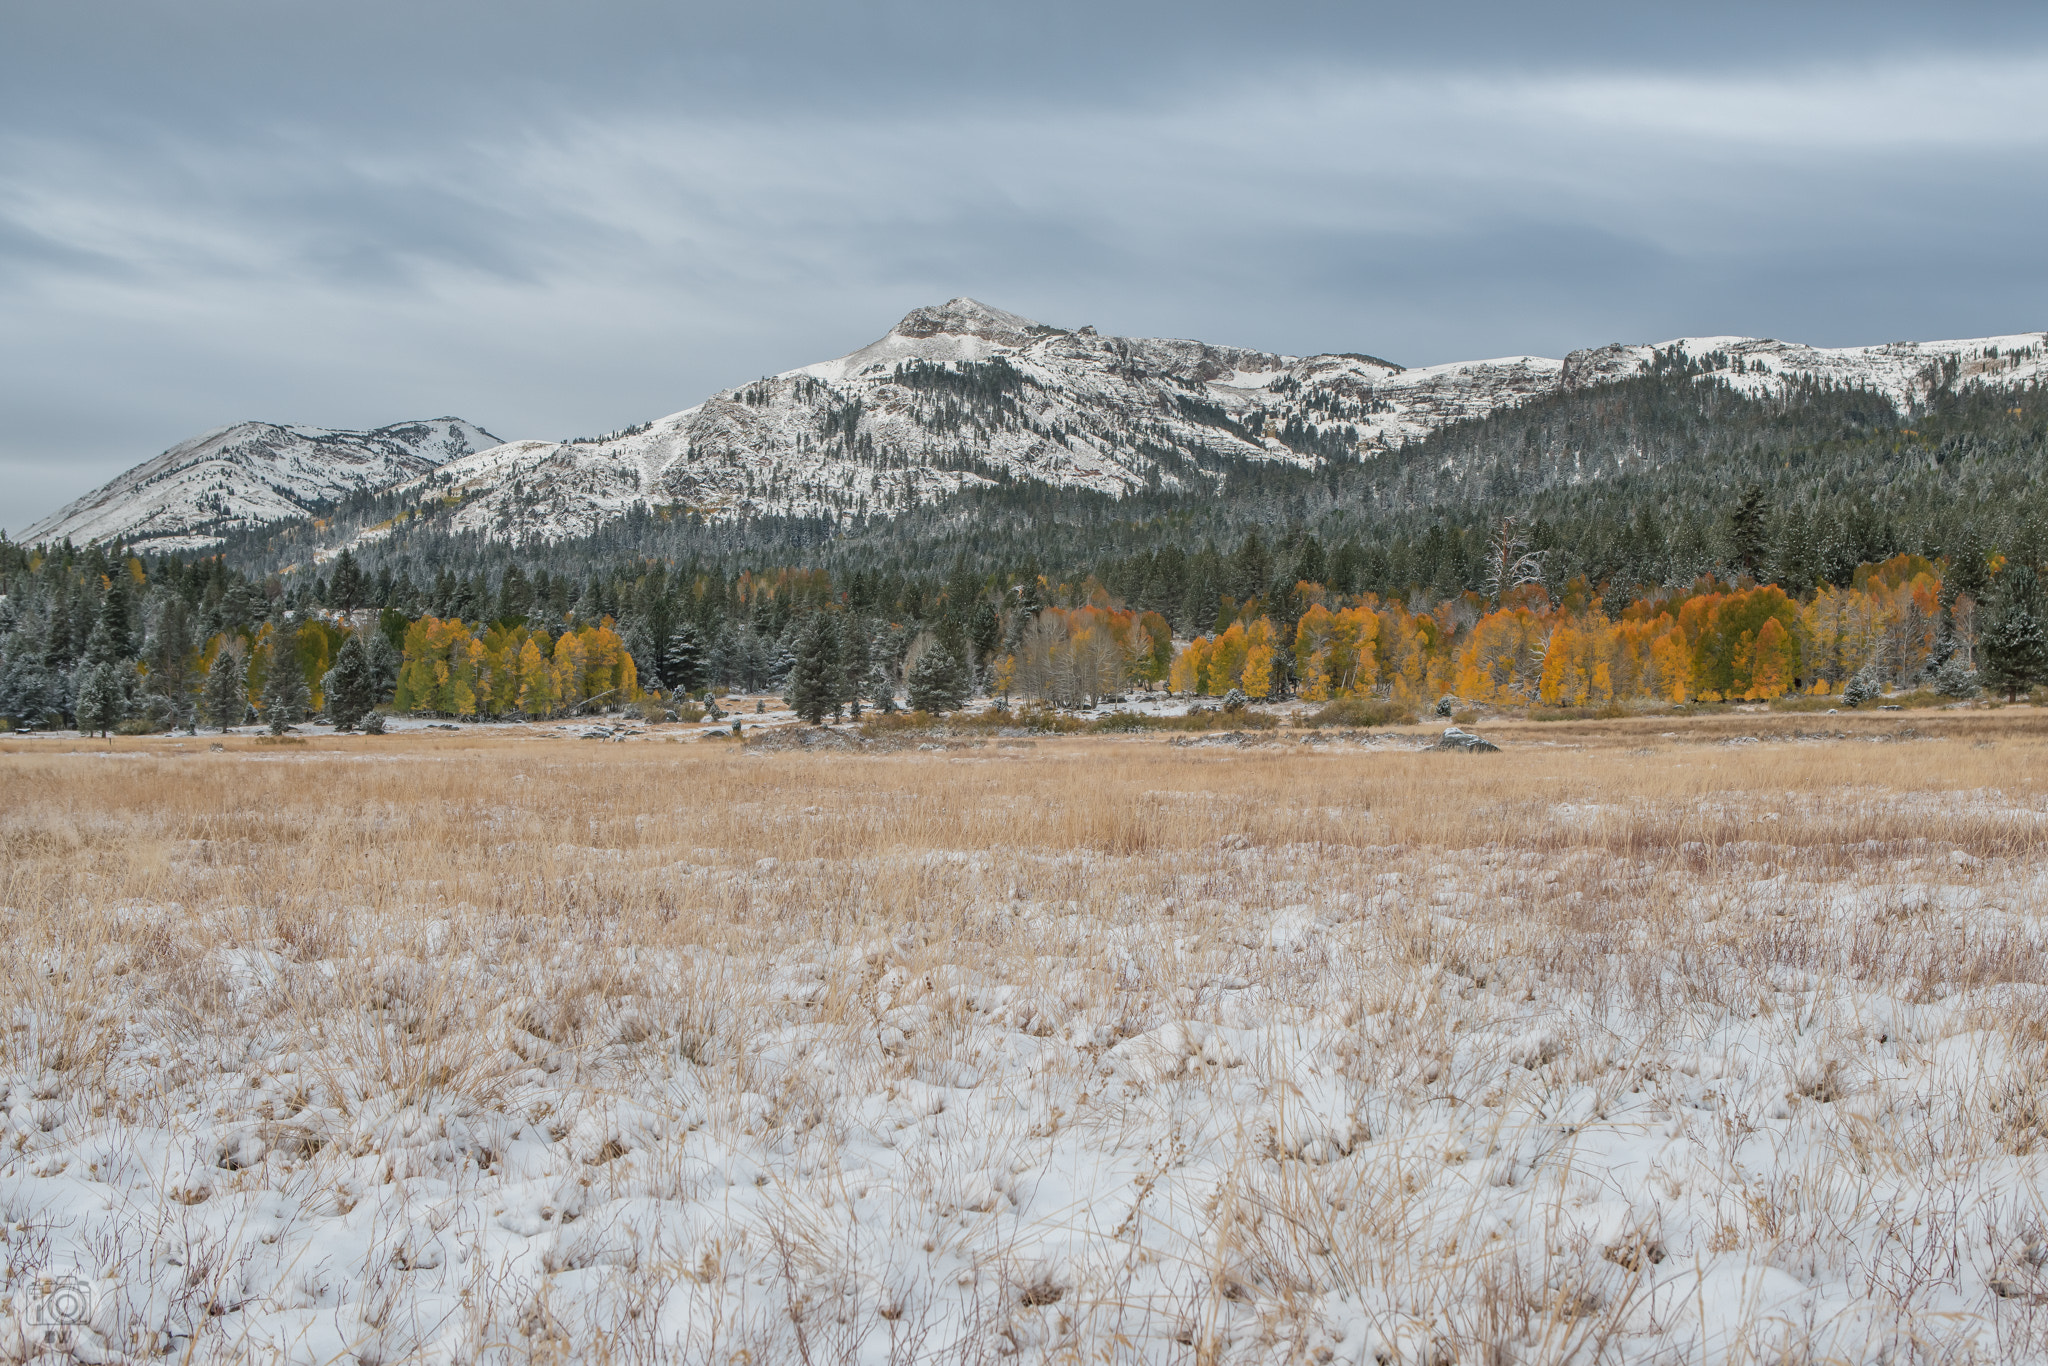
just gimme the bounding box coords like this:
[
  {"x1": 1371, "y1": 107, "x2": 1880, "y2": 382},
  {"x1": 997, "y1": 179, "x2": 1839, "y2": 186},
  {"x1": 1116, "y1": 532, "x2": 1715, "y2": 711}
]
[
  {"x1": 1170, "y1": 638, "x2": 1211, "y2": 695},
  {"x1": 1747, "y1": 616, "x2": 1797, "y2": 699},
  {"x1": 1208, "y1": 620, "x2": 1251, "y2": 693},
  {"x1": 1242, "y1": 636, "x2": 1275, "y2": 698},
  {"x1": 516, "y1": 636, "x2": 554, "y2": 715},
  {"x1": 552, "y1": 631, "x2": 589, "y2": 710}
]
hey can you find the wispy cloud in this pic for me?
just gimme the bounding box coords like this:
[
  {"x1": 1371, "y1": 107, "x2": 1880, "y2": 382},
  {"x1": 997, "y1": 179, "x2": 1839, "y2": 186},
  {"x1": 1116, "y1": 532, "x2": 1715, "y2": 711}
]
[{"x1": 5, "y1": 20, "x2": 2046, "y2": 531}]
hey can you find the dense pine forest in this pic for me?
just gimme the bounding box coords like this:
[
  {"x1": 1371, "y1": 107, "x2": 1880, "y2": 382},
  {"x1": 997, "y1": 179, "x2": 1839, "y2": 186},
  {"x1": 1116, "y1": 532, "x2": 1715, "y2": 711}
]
[{"x1": 5, "y1": 363, "x2": 2047, "y2": 731}]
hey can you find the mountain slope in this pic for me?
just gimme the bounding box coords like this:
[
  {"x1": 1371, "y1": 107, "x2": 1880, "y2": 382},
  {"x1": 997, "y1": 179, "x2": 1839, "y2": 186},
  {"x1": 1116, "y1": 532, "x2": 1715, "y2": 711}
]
[
  {"x1": 395, "y1": 301, "x2": 2046, "y2": 546},
  {"x1": 26, "y1": 302, "x2": 2046, "y2": 557},
  {"x1": 21, "y1": 418, "x2": 500, "y2": 552},
  {"x1": 396, "y1": 298, "x2": 1568, "y2": 544}
]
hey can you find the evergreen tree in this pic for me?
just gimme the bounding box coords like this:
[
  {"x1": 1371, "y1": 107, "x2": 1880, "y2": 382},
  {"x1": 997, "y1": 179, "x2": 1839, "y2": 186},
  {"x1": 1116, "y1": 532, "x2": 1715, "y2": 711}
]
[
  {"x1": 330, "y1": 548, "x2": 366, "y2": 613},
  {"x1": 1229, "y1": 532, "x2": 1273, "y2": 603},
  {"x1": 667, "y1": 623, "x2": 704, "y2": 696},
  {"x1": 260, "y1": 639, "x2": 311, "y2": 733},
  {"x1": 1728, "y1": 484, "x2": 1770, "y2": 581},
  {"x1": 620, "y1": 619, "x2": 661, "y2": 690},
  {"x1": 1947, "y1": 524, "x2": 1990, "y2": 603},
  {"x1": 82, "y1": 616, "x2": 123, "y2": 669},
  {"x1": 836, "y1": 617, "x2": 871, "y2": 718},
  {"x1": 493, "y1": 563, "x2": 532, "y2": 622},
  {"x1": 906, "y1": 634, "x2": 969, "y2": 714},
  {"x1": 1291, "y1": 534, "x2": 1326, "y2": 588},
  {"x1": 145, "y1": 596, "x2": 198, "y2": 729},
  {"x1": 201, "y1": 646, "x2": 246, "y2": 731},
  {"x1": 366, "y1": 631, "x2": 402, "y2": 701},
  {"x1": 786, "y1": 614, "x2": 838, "y2": 724},
  {"x1": 0, "y1": 655, "x2": 55, "y2": 731},
  {"x1": 324, "y1": 631, "x2": 377, "y2": 730},
  {"x1": 966, "y1": 600, "x2": 1000, "y2": 678},
  {"x1": 95, "y1": 575, "x2": 133, "y2": 661},
  {"x1": 1180, "y1": 551, "x2": 1220, "y2": 635},
  {"x1": 74, "y1": 662, "x2": 125, "y2": 738},
  {"x1": 1981, "y1": 566, "x2": 2048, "y2": 702},
  {"x1": 216, "y1": 580, "x2": 260, "y2": 639},
  {"x1": 42, "y1": 582, "x2": 75, "y2": 671},
  {"x1": 1773, "y1": 506, "x2": 1817, "y2": 593}
]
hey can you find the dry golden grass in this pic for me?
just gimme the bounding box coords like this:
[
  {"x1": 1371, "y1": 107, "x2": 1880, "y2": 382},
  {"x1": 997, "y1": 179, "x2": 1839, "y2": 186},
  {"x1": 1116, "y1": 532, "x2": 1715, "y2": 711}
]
[{"x1": 2, "y1": 717, "x2": 2047, "y2": 1362}]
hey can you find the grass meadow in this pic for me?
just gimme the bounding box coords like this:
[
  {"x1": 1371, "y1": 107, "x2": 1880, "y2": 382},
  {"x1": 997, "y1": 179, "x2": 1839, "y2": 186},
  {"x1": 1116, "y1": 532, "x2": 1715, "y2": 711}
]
[{"x1": 3, "y1": 712, "x2": 2047, "y2": 1363}]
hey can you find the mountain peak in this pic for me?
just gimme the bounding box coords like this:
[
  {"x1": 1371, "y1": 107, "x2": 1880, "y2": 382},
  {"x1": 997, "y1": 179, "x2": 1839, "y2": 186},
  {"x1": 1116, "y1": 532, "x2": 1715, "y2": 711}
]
[
  {"x1": 800, "y1": 298, "x2": 1057, "y2": 382},
  {"x1": 21, "y1": 417, "x2": 501, "y2": 551},
  {"x1": 889, "y1": 297, "x2": 1050, "y2": 347}
]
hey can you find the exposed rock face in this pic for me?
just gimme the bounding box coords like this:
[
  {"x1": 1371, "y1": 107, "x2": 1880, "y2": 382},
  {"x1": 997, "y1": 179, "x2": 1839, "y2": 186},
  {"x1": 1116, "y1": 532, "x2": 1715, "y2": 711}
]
[
  {"x1": 406, "y1": 305, "x2": 2044, "y2": 545},
  {"x1": 28, "y1": 296, "x2": 2046, "y2": 552},
  {"x1": 403, "y1": 299, "x2": 1578, "y2": 543},
  {"x1": 23, "y1": 418, "x2": 499, "y2": 551}
]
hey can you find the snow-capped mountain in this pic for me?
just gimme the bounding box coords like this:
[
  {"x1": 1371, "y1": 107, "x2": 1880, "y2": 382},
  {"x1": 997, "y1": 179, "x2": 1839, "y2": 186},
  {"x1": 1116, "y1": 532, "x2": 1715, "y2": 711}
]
[
  {"x1": 1561, "y1": 332, "x2": 2048, "y2": 405},
  {"x1": 20, "y1": 418, "x2": 500, "y2": 552},
  {"x1": 396, "y1": 298, "x2": 1571, "y2": 544},
  {"x1": 24, "y1": 301, "x2": 2044, "y2": 553},
  {"x1": 395, "y1": 300, "x2": 2046, "y2": 544}
]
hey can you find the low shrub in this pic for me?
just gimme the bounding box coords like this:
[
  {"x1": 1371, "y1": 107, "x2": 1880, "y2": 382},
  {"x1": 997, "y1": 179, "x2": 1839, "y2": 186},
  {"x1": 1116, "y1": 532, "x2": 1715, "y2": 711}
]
[
  {"x1": 1767, "y1": 694, "x2": 1841, "y2": 713},
  {"x1": 1525, "y1": 702, "x2": 1633, "y2": 722},
  {"x1": 863, "y1": 708, "x2": 1052, "y2": 736},
  {"x1": 1299, "y1": 697, "x2": 1418, "y2": 728},
  {"x1": 1090, "y1": 708, "x2": 1279, "y2": 732}
]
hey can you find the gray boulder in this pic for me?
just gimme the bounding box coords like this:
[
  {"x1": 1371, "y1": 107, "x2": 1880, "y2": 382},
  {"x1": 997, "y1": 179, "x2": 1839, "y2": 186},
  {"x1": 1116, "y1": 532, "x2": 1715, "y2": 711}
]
[{"x1": 1436, "y1": 726, "x2": 1499, "y2": 753}]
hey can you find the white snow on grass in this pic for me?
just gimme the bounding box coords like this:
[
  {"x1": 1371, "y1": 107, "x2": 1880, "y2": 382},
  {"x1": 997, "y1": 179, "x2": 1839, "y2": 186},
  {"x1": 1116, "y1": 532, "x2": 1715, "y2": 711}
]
[{"x1": 4, "y1": 752, "x2": 2048, "y2": 1362}]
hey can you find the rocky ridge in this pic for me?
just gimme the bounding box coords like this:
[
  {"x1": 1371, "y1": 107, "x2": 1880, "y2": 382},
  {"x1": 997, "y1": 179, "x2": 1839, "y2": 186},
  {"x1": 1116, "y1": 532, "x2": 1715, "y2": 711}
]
[
  {"x1": 21, "y1": 418, "x2": 500, "y2": 553},
  {"x1": 20, "y1": 301, "x2": 2045, "y2": 550},
  {"x1": 393, "y1": 301, "x2": 2047, "y2": 544}
]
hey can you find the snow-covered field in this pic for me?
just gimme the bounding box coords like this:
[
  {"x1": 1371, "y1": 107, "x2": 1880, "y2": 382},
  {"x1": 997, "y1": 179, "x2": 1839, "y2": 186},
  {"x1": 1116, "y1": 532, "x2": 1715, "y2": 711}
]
[{"x1": 4, "y1": 723, "x2": 2048, "y2": 1363}]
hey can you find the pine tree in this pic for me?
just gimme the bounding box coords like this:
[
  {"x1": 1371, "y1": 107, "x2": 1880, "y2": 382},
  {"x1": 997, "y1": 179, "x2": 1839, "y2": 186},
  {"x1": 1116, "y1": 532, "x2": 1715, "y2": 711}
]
[
  {"x1": 1728, "y1": 484, "x2": 1770, "y2": 581},
  {"x1": 621, "y1": 620, "x2": 661, "y2": 690},
  {"x1": 1981, "y1": 566, "x2": 2048, "y2": 702},
  {"x1": 667, "y1": 623, "x2": 704, "y2": 696},
  {"x1": 260, "y1": 640, "x2": 311, "y2": 733},
  {"x1": 330, "y1": 548, "x2": 366, "y2": 614},
  {"x1": 324, "y1": 631, "x2": 377, "y2": 730},
  {"x1": 835, "y1": 617, "x2": 870, "y2": 718},
  {"x1": 967, "y1": 601, "x2": 1000, "y2": 680},
  {"x1": 95, "y1": 575, "x2": 133, "y2": 662},
  {"x1": 0, "y1": 656, "x2": 54, "y2": 731},
  {"x1": 145, "y1": 597, "x2": 198, "y2": 730},
  {"x1": 906, "y1": 635, "x2": 969, "y2": 714},
  {"x1": 493, "y1": 563, "x2": 532, "y2": 622},
  {"x1": 82, "y1": 616, "x2": 122, "y2": 669},
  {"x1": 202, "y1": 647, "x2": 246, "y2": 731},
  {"x1": 43, "y1": 582, "x2": 74, "y2": 671},
  {"x1": 1229, "y1": 532, "x2": 1273, "y2": 604},
  {"x1": 74, "y1": 662, "x2": 124, "y2": 738},
  {"x1": 786, "y1": 614, "x2": 838, "y2": 724}
]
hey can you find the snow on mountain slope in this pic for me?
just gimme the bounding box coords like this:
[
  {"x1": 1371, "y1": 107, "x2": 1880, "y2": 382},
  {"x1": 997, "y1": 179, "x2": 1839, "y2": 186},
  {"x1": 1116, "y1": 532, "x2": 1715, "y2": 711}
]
[
  {"x1": 402, "y1": 301, "x2": 2045, "y2": 545},
  {"x1": 29, "y1": 303, "x2": 2044, "y2": 555},
  {"x1": 406, "y1": 299, "x2": 1571, "y2": 543},
  {"x1": 1561, "y1": 332, "x2": 2048, "y2": 404},
  {"x1": 20, "y1": 418, "x2": 500, "y2": 552}
]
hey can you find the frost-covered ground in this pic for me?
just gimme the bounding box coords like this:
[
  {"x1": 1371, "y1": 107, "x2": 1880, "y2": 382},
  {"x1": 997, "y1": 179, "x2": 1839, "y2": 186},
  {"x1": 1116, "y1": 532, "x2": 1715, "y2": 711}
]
[{"x1": 3, "y1": 729, "x2": 2048, "y2": 1362}]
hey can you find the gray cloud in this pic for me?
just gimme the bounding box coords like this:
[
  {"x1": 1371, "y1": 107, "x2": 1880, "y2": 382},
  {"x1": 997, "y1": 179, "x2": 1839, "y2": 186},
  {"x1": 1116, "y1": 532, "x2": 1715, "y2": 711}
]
[{"x1": 5, "y1": 2, "x2": 2047, "y2": 533}]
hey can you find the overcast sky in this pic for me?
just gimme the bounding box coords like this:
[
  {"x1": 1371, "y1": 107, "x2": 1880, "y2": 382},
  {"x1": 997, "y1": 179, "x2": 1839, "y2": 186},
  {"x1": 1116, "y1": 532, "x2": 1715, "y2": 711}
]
[{"x1": 6, "y1": 1, "x2": 2047, "y2": 533}]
